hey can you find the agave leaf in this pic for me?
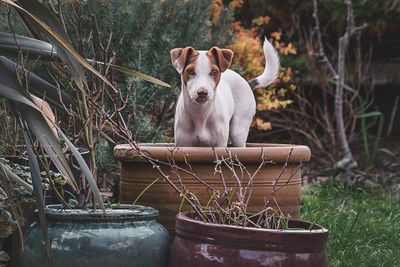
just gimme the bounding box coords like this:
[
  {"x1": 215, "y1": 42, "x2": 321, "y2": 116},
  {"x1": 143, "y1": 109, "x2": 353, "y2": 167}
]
[
  {"x1": 18, "y1": 105, "x2": 79, "y2": 192},
  {"x1": 0, "y1": 83, "x2": 39, "y2": 110},
  {"x1": 1, "y1": 32, "x2": 171, "y2": 88},
  {"x1": 0, "y1": 56, "x2": 74, "y2": 108},
  {"x1": 0, "y1": 162, "x2": 33, "y2": 193},
  {"x1": 0, "y1": 32, "x2": 58, "y2": 60},
  {"x1": 27, "y1": 69, "x2": 75, "y2": 109},
  {"x1": 16, "y1": 0, "x2": 88, "y2": 92},
  {"x1": 328, "y1": 79, "x2": 358, "y2": 94},
  {"x1": 1, "y1": 0, "x2": 117, "y2": 92},
  {"x1": 0, "y1": 56, "x2": 33, "y2": 94},
  {"x1": 378, "y1": 148, "x2": 397, "y2": 158},
  {"x1": 88, "y1": 60, "x2": 171, "y2": 88},
  {"x1": 356, "y1": 111, "x2": 383, "y2": 119},
  {"x1": 59, "y1": 131, "x2": 105, "y2": 211},
  {"x1": 0, "y1": 58, "x2": 41, "y2": 110},
  {"x1": 0, "y1": 58, "x2": 79, "y2": 191},
  {"x1": 16, "y1": 0, "x2": 70, "y2": 41},
  {"x1": 0, "y1": 32, "x2": 171, "y2": 87},
  {"x1": 22, "y1": 129, "x2": 51, "y2": 259},
  {"x1": 109, "y1": 64, "x2": 171, "y2": 88}
]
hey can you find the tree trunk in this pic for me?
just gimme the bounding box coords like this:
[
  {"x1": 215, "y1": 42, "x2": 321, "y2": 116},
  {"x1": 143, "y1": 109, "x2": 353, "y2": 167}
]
[{"x1": 335, "y1": 35, "x2": 357, "y2": 170}]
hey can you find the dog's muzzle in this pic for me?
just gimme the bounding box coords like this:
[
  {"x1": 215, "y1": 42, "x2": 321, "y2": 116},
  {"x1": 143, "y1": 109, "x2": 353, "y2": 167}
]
[{"x1": 195, "y1": 90, "x2": 208, "y2": 103}]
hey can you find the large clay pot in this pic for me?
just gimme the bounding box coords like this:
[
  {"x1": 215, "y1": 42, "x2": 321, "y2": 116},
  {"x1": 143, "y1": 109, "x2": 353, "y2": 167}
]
[
  {"x1": 168, "y1": 211, "x2": 329, "y2": 267},
  {"x1": 114, "y1": 143, "x2": 311, "y2": 233},
  {"x1": 13, "y1": 204, "x2": 169, "y2": 267}
]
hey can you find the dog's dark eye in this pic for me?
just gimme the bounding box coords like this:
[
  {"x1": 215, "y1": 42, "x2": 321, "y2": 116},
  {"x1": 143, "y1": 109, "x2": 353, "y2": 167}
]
[
  {"x1": 210, "y1": 70, "x2": 219, "y2": 76},
  {"x1": 186, "y1": 69, "x2": 195, "y2": 75}
]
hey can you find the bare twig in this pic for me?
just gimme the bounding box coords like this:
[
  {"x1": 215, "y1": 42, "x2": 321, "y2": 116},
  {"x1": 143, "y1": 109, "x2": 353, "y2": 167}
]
[{"x1": 312, "y1": 0, "x2": 338, "y2": 79}]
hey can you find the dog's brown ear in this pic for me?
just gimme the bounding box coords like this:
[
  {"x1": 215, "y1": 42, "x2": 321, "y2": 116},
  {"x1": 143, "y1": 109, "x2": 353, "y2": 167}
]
[
  {"x1": 208, "y1": 47, "x2": 234, "y2": 72},
  {"x1": 170, "y1": 47, "x2": 197, "y2": 74}
]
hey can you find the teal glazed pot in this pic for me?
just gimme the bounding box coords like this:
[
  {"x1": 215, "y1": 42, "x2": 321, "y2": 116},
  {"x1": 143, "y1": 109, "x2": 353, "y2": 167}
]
[{"x1": 15, "y1": 204, "x2": 169, "y2": 267}]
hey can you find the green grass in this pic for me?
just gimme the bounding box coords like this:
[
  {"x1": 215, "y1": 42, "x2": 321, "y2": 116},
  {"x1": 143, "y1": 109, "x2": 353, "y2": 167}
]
[{"x1": 301, "y1": 181, "x2": 400, "y2": 267}]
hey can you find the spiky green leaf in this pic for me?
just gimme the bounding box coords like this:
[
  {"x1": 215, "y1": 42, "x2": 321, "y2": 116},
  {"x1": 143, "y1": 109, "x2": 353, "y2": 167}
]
[
  {"x1": 22, "y1": 129, "x2": 51, "y2": 259},
  {"x1": 0, "y1": 56, "x2": 74, "y2": 109},
  {"x1": 1, "y1": 0, "x2": 117, "y2": 92},
  {"x1": 0, "y1": 32, "x2": 58, "y2": 60},
  {"x1": 59, "y1": 131, "x2": 105, "y2": 211}
]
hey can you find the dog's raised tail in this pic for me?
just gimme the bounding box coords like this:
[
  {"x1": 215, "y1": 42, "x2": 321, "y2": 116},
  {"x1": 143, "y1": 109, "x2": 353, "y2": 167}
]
[{"x1": 248, "y1": 38, "x2": 280, "y2": 90}]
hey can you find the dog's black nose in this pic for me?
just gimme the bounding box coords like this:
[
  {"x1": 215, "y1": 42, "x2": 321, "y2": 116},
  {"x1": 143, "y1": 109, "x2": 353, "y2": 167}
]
[{"x1": 197, "y1": 91, "x2": 208, "y2": 98}]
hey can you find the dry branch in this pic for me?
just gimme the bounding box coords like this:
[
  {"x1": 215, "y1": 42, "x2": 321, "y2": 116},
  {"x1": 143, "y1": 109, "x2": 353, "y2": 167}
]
[{"x1": 313, "y1": 0, "x2": 367, "y2": 172}]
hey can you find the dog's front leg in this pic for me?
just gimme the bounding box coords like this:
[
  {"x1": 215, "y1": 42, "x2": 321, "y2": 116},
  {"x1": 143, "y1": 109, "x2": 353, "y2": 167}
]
[
  {"x1": 174, "y1": 116, "x2": 194, "y2": 147},
  {"x1": 229, "y1": 115, "x2": 251, "y2": 147}
]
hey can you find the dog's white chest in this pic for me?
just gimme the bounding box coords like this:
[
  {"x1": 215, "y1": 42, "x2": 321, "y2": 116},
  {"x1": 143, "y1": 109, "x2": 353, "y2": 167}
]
[
  {"x1": 193, "y1": 127, "x2": 224, "y2": 146},
  {"x1": 194, "y1": 129, "x2": 210, "y2": 146},
  {"x1": 175, "y1": 122, "x2": 227, "y2": 147}
]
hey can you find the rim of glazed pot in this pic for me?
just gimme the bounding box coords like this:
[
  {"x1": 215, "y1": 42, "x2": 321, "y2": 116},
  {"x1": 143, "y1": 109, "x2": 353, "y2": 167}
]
[
  {"x1": 114, "y1": 143, "x2": 311, "y2": 163},
  {"x1": 174, "y1": 211, "x2": 328, "y2": 253},
  {"x1": 43, "y1": 204, "x2": 159, "y2": 222}
]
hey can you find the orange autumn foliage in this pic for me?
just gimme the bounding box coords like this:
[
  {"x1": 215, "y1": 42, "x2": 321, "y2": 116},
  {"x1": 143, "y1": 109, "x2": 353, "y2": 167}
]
[{"x1": 210, "y1": 1, "x2": 298, "y2": 131}]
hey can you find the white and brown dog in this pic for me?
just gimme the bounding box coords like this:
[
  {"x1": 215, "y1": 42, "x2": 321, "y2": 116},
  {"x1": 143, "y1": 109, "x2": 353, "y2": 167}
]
[{"x1": 171, "y1": 39, "x2": 279, "y2": 147}]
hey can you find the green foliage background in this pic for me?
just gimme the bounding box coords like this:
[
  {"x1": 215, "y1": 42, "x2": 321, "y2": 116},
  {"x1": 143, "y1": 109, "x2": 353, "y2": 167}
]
[{"x1": 90, "y1": 0, "x2": 234, "y2": 142}]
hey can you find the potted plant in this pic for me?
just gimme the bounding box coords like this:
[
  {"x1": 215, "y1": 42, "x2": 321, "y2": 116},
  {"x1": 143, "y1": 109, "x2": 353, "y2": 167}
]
[
  {"x1": 164, "y1": 151, "x2": 328, "y2": 267},
  {"x1": 114, "y1": 143, "x2": 311, "y2": 233},
  {"x1": 0, "y1": 0, "x2": 171, "y2": 266}
]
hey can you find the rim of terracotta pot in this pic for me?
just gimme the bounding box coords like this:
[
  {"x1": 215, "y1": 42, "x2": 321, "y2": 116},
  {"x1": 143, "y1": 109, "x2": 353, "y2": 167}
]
[
  {"x1": 43, "y1": 204, "x2": 159, "y2": 222},
  {"x1": 174, "y1": 211, "x2": 328, "y2": 253},
  {"x1": 114, "y1": 143, "x2": 311, "y2": 163}
]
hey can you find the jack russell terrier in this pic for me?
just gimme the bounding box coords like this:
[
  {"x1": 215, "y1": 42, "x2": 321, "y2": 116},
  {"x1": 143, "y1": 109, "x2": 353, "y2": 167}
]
[{"x1": 171, "y1": 39, "x2": 280, "y2": 147}]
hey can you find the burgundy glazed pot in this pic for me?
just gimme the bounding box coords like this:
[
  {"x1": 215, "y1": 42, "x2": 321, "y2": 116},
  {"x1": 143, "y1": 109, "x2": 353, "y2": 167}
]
[{"x1": 168, "y1": 212, "x2": 328, "y2": 267}]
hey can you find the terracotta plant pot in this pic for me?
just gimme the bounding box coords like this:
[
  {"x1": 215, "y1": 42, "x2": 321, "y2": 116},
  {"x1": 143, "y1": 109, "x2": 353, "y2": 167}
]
[
  {"x1": 168, "y1": 211, "x2": 329, "y2": 267},
  {"x1": 114, "y1": 143, "x2": 311, "y2": 233}
]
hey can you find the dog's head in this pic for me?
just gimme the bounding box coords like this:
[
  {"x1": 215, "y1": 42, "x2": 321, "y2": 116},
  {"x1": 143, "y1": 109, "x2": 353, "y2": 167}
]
[{"x1": 170, "y1": 46, "x2": 233, "y2": 104}]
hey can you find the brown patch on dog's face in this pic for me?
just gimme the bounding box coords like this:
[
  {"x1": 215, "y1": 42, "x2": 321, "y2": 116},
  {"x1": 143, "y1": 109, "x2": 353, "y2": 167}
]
[
  {"x1": 207, "y1": 47, "x2": 233, "y2": 73},
  {"x1": 205, "y1": 52, "x2": 222, "y2": 85},
  {"x1": 181, "y1": 52, "x2": 202, "y2": 86}
]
